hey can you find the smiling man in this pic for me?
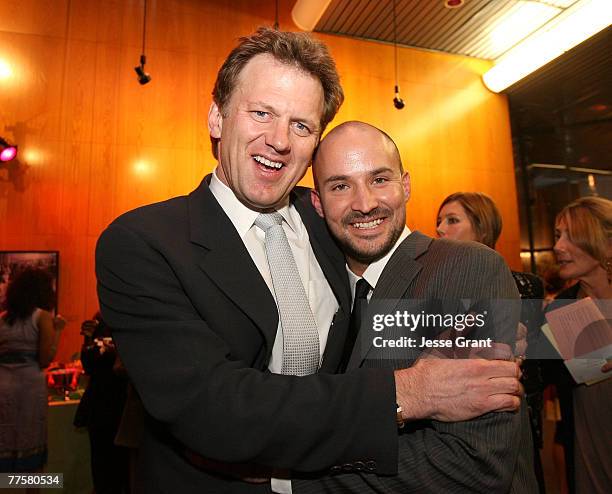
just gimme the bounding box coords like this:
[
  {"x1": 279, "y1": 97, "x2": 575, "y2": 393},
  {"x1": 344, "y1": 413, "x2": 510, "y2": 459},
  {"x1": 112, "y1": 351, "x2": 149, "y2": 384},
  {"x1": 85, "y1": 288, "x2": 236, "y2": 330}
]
[
  {"x1": 96, "y1": 29, "x2": 524, "y2": 494},
  {"x1": 300, "y1": 121, "x2": 538, "y2": 493}
]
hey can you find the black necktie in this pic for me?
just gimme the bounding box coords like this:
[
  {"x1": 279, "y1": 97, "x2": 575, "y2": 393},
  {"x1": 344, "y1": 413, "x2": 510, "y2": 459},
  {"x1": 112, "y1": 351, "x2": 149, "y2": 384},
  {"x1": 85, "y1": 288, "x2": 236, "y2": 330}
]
[{"x1": 339, "y1": 278, "x2": 371, "y2": 372}]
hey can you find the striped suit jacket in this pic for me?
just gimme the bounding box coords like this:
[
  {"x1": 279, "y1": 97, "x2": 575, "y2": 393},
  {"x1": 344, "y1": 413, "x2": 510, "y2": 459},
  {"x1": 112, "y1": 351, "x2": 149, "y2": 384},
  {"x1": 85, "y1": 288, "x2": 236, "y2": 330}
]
[{"x1": 294, "y1": 231, "x2": 538, "y2": 493}]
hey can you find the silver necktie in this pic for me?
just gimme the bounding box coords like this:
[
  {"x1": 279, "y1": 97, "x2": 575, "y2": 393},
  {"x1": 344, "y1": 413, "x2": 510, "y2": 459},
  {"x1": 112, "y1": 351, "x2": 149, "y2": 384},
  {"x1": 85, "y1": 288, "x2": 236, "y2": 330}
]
[{"x1": 255, "y1": 212, "x2": 320, "y2": 376}]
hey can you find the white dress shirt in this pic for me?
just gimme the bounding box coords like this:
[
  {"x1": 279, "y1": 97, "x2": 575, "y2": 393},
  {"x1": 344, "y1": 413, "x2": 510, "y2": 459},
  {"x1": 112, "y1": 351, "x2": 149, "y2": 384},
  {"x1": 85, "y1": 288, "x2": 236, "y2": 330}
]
[{"x1": 209, "y1": 170, "x2": 338, "y2": 493}]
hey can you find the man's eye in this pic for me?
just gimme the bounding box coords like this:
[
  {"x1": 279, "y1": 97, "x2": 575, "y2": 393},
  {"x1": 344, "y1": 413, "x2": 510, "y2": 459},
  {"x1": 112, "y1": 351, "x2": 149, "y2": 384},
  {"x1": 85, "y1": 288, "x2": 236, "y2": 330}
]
[
  {"x1": 373, "y1": 177, "x2": 388, "y2": 184},
  {"x1": 331, "y1": 184, "x2": 348, "y2": 192},
  {"x1": 252, "y1": 111, "x2": 270, "y2": 120},
  {"x1": 293, "y1": 122, "x2": 311, "y2": 136}
]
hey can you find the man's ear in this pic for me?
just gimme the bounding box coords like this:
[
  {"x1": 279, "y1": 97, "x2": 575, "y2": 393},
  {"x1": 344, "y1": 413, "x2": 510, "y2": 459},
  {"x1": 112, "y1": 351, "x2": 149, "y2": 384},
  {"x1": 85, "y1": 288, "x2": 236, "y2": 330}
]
[
  {"x1": 208, "y1": 102, "x2": 223, "y2": 139},
  {"x1": 311, "y1": 189, "x2": 325, "y2": 218},
  {"x1": 402, "y1": 171, "x2": 411, "y2": 202}
]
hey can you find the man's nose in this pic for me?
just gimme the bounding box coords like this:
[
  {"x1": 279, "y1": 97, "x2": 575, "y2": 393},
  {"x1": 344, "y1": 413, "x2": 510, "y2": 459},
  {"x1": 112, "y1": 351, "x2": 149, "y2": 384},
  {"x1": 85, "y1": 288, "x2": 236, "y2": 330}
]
[
  {"x1": 266, "y1": 120, "x2": 291, "y2": 153},
  {"x1": 351, "y1": 186, "x2": 379, "y2": 214}
]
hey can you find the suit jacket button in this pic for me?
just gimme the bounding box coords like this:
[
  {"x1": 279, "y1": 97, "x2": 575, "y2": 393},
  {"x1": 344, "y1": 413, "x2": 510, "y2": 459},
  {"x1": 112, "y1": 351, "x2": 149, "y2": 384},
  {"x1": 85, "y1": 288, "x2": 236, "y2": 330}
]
[
  {"x1": 330, "y1": 465, "x2": 341, "y2": 474},
  {"x1": 354, "y1": 461, "x2": 365, "y2": 471},
  {"x1": 342, "y1": 463, "x2": 354, "y2": 472},
  {"x1": 365, "y1": 460, "x2": 377, "y2": 472}
]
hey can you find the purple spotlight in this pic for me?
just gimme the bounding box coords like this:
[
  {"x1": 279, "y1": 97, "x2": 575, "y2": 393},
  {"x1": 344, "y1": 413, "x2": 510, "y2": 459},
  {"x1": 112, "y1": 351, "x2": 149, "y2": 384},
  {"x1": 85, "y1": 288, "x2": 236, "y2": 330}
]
[
  {"x1": 0, "y1": 137, "x2": 17, "y2": 162},
  {"x1": 0, "y1": 145, "x2": 17, "y2": 162}
]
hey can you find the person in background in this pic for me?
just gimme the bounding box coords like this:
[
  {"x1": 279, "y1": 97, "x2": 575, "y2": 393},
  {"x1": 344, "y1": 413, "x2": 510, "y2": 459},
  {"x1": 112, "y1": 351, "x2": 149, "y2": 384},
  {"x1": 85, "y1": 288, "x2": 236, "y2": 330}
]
[
  {"x1": 545, "y1": 196, "x2": 611, "y2": 494},
  {"x1": 0, "y1": 268, "x2": 65, "y2": 491},
  {"x1": 74, "y1": 312, "x2": 129, "y2": 494},
  {"x1": 436, "y1": 191, "x2": 547, "y2": 493}
]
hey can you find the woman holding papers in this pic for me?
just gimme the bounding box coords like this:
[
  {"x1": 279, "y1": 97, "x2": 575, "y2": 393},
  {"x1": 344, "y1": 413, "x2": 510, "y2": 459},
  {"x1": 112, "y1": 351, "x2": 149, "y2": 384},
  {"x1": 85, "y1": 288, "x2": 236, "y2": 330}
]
[{"x1": 545, "y1": 196, "x2": 612, "y2": 494}]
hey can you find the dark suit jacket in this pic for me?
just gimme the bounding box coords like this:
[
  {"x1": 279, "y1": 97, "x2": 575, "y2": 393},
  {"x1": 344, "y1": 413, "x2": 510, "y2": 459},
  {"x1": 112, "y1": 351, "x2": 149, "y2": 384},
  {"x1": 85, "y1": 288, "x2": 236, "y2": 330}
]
[
  {"x1": 95, "y1": 177, "x2": 399, "y2": 493},
  {"x1": 294, "y1": 232, "x2": 539, "y2": 493}
]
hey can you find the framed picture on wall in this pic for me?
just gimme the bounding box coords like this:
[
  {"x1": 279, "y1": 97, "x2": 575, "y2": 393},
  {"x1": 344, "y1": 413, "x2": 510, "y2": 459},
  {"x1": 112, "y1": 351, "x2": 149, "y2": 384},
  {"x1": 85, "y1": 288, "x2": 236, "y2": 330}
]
[{"x1": 0, "y1": 251, "x2": 59, "y2": 313}]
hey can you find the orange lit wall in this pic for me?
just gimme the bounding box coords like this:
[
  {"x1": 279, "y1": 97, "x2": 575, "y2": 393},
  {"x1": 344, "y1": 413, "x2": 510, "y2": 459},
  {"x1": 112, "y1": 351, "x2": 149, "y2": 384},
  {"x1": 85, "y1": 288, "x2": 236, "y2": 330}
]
[{"x1": 0, "y1": 0, "x2": 520, "y2": 362}]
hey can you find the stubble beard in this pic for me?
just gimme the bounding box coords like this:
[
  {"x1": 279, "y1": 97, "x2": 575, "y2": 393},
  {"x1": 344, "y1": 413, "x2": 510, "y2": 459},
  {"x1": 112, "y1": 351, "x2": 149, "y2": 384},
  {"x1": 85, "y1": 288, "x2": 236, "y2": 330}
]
[{"x1": 335, "y1": 208, "x2": 405, "y2": 267}]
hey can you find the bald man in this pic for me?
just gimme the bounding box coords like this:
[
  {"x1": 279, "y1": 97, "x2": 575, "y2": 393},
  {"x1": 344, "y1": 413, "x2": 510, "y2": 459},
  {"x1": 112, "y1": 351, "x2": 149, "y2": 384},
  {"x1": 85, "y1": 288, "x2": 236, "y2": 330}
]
[{"x1": 294, "y1": 121, "x2": 538, "y2": 493}]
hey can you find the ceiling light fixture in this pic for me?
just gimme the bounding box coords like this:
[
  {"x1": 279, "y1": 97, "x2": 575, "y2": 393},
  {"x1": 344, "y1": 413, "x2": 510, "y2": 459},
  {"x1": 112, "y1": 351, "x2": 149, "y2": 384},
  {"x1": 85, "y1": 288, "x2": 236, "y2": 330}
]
[
  {"x1": 0, "y1": 136, "x2": 17, "y2": 162},
  {"x1": 392, "y1": 0, "x2": 405, "y2": 110},
  {"x1": 134, "y1": 0, "x2": 151, "y2": 85},
  {"x1": 444, "y1": 0, "x2": 465, "y2": 9},
  {"x1": 291, "y1": 0, "x2": 332, "y2": 31},
  {"x1": 483, "y1": 0, "x2": 611, "y2": 92},
  {"x1": 487, "y1": 1, "x2": 560, "y2": 59}
]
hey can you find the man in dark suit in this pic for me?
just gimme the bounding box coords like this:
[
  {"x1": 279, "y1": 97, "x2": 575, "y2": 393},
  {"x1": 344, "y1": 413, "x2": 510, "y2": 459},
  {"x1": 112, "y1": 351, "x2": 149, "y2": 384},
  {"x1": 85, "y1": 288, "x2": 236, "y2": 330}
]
[
  {"x1": 301, "y1": 121, "x2": 538, "y2": 493},
  {"x1": 96, "y1": 29, "x2": 524, "y2": 494}
]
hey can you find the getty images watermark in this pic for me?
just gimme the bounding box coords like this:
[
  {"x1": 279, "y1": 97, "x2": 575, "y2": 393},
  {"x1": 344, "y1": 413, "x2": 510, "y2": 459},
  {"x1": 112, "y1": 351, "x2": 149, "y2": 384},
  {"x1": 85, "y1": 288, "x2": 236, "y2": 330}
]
[
  {"x1": 371, "y1": 309, "x2": 491, "y2": 349},
  {"x1": 354, "y1": 298, "x2": 612, "y2": 366}
]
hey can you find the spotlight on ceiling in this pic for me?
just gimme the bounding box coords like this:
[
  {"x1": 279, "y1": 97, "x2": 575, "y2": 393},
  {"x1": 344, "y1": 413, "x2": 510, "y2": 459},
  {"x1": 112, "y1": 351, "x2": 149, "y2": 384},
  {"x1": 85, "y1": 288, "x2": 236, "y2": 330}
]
[
  {"x1": 444, "y1": 0, "x2": 464, "y2": 8},
  {"x1": 0, "y1": 136, "x2": 17, "y2": 162}
]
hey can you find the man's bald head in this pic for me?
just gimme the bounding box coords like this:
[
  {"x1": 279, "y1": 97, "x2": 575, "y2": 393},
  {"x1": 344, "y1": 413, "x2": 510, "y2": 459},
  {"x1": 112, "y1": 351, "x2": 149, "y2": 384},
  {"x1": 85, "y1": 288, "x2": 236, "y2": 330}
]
[
  {"x1": 313, "y1": 121, "x2": 403, "y2": 190},
  {"x1": 310, "y1": 120, "x2": 410, "y2": 275}
]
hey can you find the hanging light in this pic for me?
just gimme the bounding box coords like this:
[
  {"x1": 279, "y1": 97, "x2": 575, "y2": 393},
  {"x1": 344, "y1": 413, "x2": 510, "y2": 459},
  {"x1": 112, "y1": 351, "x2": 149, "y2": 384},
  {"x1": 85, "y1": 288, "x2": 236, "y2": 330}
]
[
  {"x1": 392, "y1": 0, "x2": 405, "y2": 110},
  {"x1": 134, "y1": 0, "x2": 151, "y2": 85},
  {"x1": 0, "y1": 136, "x2": 17, "y2": 162}
]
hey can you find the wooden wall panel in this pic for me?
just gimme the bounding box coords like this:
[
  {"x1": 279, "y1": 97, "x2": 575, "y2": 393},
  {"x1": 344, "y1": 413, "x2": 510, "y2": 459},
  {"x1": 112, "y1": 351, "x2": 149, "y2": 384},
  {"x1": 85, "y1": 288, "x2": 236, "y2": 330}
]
[
  {"x1": 0, "y1": 0, "x2": 520, "y2": 362},
  {"x1": 322, "y1": 33, "x2": 520, "y2": 268}
]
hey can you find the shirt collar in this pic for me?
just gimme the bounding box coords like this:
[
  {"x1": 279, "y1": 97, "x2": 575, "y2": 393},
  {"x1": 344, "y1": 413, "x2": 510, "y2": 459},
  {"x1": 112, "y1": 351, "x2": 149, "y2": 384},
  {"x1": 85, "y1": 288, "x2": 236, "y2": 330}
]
[
  {"x1": 209, "y1": 168, "x2": 296, "y2": 238},
  {"x1": 347, "y1": 226, "x2": 411, "y2": 295}
]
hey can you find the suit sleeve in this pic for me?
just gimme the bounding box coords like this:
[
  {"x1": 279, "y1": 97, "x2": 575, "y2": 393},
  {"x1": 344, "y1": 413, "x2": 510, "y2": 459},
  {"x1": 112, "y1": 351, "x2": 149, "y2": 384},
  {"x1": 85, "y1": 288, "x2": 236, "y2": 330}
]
[
  {"x1": 389, "y1": 251, "x2": 527, "y2": 492},
  {"x1": 294, "y1": 247, "x2": 532, "y2": 492},
  {"x1": 96, "y1": 222, "x2": 398, "y2": 474}
]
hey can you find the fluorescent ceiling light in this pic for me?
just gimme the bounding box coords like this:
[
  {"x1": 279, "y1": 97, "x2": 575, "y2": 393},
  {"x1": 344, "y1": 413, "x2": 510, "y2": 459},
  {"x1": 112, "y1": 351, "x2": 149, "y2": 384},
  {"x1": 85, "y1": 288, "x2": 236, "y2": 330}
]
[
  {"x1": 483, "y1": 0, "x2": 612, "y2": 92},
  {"x1": 489, "y1": 1, "x2": 560, "y2": 57}
]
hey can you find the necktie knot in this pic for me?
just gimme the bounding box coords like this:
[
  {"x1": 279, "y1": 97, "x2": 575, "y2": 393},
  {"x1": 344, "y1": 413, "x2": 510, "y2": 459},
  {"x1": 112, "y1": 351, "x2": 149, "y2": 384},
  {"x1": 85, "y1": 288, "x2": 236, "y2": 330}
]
[
  {"x1": 354, "y1": 278, "x2": 371, "y2": 301},
  {"x1": 255, "y1": 212, "x2": 284, "y2": 232}
]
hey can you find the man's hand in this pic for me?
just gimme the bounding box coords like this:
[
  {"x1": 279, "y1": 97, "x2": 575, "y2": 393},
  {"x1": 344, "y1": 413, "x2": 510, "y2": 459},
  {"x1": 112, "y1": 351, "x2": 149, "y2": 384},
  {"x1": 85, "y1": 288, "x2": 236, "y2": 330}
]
[{"x1": 394, "y1": 358, "x2": 522, "y2": 422}]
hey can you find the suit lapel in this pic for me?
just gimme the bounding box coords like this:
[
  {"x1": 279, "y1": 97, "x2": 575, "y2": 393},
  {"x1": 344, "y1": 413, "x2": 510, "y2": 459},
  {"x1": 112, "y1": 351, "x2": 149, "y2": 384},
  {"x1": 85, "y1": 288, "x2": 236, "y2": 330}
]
[
  {"x1": 188, "y1": 177, "x2": 279, "y2": 350},
  {"x1": 346, "y1": 231, "x2": 433, "y2": 370}
]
